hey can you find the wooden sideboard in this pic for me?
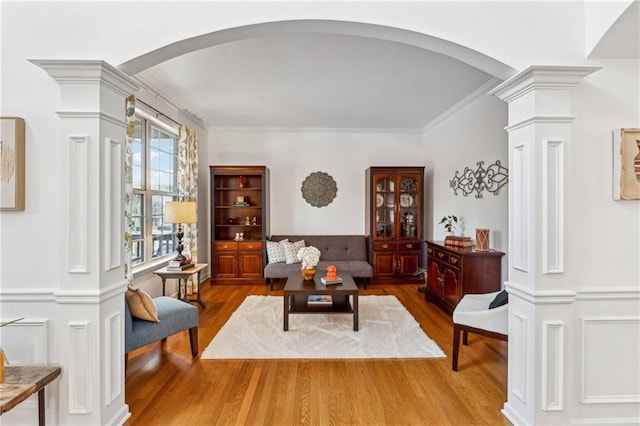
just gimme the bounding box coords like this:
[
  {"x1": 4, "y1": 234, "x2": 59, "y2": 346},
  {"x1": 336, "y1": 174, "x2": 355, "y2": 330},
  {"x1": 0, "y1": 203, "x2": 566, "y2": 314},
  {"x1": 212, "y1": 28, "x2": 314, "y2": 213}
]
[{"x1": 424, "y1": 240, "x2": 505, "y2": 314}]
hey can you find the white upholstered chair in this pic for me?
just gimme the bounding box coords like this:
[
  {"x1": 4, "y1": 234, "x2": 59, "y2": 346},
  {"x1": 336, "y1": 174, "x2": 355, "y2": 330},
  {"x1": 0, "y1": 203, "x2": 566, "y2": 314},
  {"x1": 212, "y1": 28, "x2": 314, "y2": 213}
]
[{"x1": 452, "y1": 290, "x2": 508, "y2": 371}]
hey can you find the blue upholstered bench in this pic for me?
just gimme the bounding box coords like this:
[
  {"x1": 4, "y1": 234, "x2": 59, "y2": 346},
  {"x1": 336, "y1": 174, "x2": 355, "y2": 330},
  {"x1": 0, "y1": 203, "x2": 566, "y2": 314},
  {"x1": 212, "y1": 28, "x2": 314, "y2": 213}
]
[{"x1": 124, "y1": 296, "x2": 199, "y2": 364}]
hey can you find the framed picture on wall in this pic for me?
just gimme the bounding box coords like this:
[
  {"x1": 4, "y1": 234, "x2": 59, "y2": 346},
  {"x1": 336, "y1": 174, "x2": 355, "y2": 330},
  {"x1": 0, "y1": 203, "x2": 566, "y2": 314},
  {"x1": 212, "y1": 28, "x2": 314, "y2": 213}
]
[
  {"x1": 613, "y1": 128, "x2": 640, "y2": 200},
  {"x1": 0, "y1": 117, "x2": 25, "y2": 210}
]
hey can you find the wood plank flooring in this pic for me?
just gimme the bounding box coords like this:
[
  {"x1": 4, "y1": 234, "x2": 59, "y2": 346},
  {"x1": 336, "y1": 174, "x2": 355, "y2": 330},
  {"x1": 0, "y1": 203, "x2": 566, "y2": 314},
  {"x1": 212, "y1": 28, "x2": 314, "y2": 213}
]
[{"x1": 125, "y1": 281, "x2": 510, "y2": 425}]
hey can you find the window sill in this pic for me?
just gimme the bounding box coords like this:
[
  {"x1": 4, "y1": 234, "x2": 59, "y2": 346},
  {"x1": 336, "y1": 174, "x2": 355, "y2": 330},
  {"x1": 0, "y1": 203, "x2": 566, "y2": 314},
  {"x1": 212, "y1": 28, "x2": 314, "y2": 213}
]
[{"x1": 132, "y1": 256, "x2": 174, "y2": 277}]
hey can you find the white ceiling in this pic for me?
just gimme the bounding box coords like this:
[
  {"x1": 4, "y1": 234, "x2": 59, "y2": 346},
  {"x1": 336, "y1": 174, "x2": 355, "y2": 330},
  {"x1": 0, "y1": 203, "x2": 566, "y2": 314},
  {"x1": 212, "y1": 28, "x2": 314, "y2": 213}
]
[
  {"x1": 136, "y1": 33, "x2": 497, "y2": 130},
  {"x1": 131, "y1": 3, "x2": 637, "y2": 131}
]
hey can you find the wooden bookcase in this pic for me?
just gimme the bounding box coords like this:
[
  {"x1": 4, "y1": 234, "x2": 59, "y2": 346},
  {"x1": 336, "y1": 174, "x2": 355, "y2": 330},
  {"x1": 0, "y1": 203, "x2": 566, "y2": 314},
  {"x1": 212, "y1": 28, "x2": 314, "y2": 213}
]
[
  {"x1": 365, "y1": 166, "x2": 425, "y2": 283},
  {"x1": 210, "y1": 165, "x2": 269, "y2": 284}
]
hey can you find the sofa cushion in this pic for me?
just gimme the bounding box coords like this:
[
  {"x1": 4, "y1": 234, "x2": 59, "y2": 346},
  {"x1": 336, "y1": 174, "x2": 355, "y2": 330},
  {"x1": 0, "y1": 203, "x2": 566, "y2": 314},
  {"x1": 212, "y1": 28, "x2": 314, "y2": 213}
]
[
  {"x1": 283, "y1": 239, "x2": 305, "y2": 264},
  {"x1": 266, "y1": 239, "x2": 288, "y2": 264},
  {"x1": 271, "y1": 235, "x2": 367, "y2": 261},
  {"x1": 125, "y1": 286, "x2": 159, "y2": 322},
  {"x1": 265, "y1": 235, "x2": 373, "y2": 280}
]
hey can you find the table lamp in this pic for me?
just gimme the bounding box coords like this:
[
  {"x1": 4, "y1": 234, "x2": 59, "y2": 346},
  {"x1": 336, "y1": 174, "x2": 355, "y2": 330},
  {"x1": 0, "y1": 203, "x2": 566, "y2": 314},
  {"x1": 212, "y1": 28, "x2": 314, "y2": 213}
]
[{"x1": 164, "y1": 201, "x2": 197, "y2": 262}]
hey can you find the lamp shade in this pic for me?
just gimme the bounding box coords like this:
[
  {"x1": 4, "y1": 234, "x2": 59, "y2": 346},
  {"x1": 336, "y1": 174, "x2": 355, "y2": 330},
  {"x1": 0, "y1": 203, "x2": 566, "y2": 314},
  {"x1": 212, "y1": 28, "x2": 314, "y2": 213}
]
[{"x1": 164, "y1": 201, "x2": 197, "y2": 224}]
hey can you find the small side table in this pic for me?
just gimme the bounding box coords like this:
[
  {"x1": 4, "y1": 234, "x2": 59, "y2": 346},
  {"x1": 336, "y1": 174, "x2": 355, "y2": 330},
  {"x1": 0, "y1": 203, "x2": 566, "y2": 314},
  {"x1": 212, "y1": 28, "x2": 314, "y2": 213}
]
[
  {"x1": 0, "y1": 365, "x2": 62, "y2": 425},
  {"x1": 153, "y1": 263, "x2": 207, "y2": 308}
]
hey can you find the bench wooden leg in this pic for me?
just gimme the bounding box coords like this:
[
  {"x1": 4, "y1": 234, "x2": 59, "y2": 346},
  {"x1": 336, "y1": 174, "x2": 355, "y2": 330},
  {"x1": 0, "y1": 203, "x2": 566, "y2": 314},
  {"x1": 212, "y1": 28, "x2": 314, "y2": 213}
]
[{"x1": 189, "y1": 326, "x2": 198, "y2": 356}]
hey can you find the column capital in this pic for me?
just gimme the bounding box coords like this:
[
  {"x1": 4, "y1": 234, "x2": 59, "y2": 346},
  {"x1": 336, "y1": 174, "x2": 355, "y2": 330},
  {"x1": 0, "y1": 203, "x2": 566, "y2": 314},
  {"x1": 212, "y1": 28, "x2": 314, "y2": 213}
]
[
  {"x1": 490, "y1": 65, "x2": 601, "y2": 103},
  {"x1": 29, "y1": 59, "x2": 138, "y2": 97}
]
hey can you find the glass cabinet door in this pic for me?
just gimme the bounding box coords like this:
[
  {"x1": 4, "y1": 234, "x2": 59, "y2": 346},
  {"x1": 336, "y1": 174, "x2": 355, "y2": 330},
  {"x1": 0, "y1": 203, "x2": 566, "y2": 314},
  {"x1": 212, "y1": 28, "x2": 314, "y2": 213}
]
[
  {"x1": 399, "y1": 175, "x2": 419, "y2": 238},
  {"x1": 374, "y1": 176, "x2": 395, "y2": 238}
]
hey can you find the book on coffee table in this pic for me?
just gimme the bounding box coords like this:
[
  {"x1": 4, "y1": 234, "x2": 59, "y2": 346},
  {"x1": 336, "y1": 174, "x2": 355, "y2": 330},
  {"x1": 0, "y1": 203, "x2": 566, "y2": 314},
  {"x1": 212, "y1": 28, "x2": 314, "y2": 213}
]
[
  {"x1": 307, "y1": 295, "x2": 333, "y2": 306},
  {"x1": 321, "y1": 276, "x2": 343, "y2": 285}
]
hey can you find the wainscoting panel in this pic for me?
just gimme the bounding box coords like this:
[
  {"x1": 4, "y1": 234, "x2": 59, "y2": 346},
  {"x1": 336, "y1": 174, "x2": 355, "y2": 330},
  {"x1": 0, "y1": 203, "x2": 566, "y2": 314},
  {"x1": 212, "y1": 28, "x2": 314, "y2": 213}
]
[
  {"x1": 104, "y1": 311, "x2": 122, "y2": 406},
  {"x1": 542, "y1": 320, "x2": 564, "y2": 411},
  {"x1": 511, "y1": 143, "x2": 528, "y2": 272},
  {"x1": 511, "y1": 310, "x2": 529, "y2": 403},
  {"x1": 68, "y1": 321, "x2": 92, "y2": 414},
  {"x1": 0, "y1": 319, "x2": 50, "y2": 364},
  {"x1": 581, "y1": 316, "x2": 640, "y2": 404},
  {"x1": 69, "y1": 135, "x2": 89, "y2": 273},
  {"x1": 542, "y1": 139, "x2": 564, "y2": 274},
  {"x1": 105, "y1": 137, "x2": 122, "y2": 271}
]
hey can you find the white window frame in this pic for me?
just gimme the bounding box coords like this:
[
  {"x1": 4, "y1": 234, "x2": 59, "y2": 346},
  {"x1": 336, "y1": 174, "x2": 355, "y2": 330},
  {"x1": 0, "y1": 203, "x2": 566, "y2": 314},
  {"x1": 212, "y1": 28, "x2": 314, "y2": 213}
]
[{"x1": 131, "y1": 107, "x2": 181, "y2": 270}]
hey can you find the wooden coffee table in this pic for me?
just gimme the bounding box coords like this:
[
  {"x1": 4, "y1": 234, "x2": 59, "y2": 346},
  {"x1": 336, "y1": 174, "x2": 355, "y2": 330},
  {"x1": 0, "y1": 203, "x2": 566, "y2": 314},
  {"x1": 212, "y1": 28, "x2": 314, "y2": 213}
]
[{"x1": 283, "y1": 271, "x2": 359, "y2": 331}]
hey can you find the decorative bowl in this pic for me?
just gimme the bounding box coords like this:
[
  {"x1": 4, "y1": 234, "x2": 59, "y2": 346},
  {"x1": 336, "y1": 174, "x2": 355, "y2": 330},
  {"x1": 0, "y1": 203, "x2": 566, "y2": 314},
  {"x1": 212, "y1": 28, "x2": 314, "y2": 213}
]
[{"x1": 301, "y1": 267, "x2": 317, "y2": 281}]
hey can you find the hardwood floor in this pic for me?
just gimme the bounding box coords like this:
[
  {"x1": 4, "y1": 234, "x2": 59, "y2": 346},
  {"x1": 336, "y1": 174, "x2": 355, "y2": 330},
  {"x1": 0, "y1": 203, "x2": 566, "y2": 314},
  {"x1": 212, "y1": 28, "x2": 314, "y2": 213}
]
[{"x1": 125, "y1": 281, "x2": 510, "y2": 425}]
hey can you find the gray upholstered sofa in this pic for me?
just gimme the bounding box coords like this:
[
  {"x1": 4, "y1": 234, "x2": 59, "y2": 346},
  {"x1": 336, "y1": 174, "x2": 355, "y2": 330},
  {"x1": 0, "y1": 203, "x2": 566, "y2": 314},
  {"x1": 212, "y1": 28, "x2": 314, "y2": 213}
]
[{"x1": 264, "y1": 235, "x2": 373, "y2": 289}]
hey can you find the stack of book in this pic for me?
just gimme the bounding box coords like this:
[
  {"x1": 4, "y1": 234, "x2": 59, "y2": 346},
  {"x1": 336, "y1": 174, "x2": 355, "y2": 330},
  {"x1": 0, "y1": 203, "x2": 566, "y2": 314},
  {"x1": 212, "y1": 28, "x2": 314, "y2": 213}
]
[
  {"x1": 307, "y1": 295, "x2": 333, "y2": 306},
  {"x1": 167, "y1": 259, "x2": 194, "y2": 271},
  {"x1": 444, "y1": 235, "x2": 472, "y2": 248},
  {"x1": 233, "y1": 201, "x2": 250, "y2": 207},
  {"x1": 321, "y1": 276, "x2": 343, "y2": 285}
]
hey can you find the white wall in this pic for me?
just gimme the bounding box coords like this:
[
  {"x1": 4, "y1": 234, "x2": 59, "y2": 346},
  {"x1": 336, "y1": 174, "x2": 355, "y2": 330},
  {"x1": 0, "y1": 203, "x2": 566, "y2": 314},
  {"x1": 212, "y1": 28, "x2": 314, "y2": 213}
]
[
  {"x1": 423, "y1": 93, "x2": 509, "y2": 280},
  {"x1": 570, "y1": 59, "x2": 640, "y2": 288},
  {"x1": 209, "y1": 129, "x2": 425, "y2": 235},
  {"x1": 423, "y1": 95, "x2": 509, "y2": 243}
]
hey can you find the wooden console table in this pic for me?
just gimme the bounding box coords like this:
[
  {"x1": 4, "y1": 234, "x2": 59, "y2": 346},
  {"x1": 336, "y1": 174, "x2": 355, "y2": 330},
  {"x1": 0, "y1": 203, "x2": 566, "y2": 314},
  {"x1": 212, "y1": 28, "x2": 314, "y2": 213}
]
[
  {"x1": 0, "y1": 365, "x2": 61, "y2": 425},
  {"x1": 153, "y1": 263, "x2": 207, "y2": 308}
]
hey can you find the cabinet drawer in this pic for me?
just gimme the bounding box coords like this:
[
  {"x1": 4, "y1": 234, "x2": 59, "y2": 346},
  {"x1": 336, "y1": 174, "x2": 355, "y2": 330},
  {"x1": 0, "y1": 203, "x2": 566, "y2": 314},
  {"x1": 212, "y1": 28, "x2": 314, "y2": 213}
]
[
  {"x1": 214, "y1": 241, "x2": 238, "y2": 251},
  {"x1": 399, "y1": 242, "x2": 419, "y2": 251},
  {"x1": 239, "y1": 241, "x2": 262, "y2": 251},
  {"x1": 374, "y1": 242, "x2": 398, "y2": 251},
  {"x1": 448, "y1": 253, "x2": 461, "y2": 267},
  {"x1": 434, "y1": 248, "x2": 448, "y2": 261}
]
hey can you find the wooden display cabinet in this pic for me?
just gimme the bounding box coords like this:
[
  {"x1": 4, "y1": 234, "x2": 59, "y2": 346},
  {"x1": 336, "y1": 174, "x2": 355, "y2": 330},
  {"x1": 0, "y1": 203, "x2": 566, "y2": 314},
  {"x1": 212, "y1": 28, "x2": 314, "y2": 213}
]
[
  {"x1": 365, "y1": 167, "x2": 425, "y2": 283},
  {"x1": 210, "y1": 166, "x2": 269, "y2": 284},
  {"x1": 425, "y1": 240, "x2": 505, "y2": 314}
]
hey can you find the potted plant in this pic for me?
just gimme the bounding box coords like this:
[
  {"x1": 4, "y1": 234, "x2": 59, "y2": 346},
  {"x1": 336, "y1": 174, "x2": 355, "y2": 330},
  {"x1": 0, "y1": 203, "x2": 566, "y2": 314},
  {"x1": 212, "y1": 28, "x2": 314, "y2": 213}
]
[
  {"x1": 439, "y1": 215, "x2": 458, "y2": 235},
  {"x1": 0, "y1": 317, "x2": 23, "y2": 383}
]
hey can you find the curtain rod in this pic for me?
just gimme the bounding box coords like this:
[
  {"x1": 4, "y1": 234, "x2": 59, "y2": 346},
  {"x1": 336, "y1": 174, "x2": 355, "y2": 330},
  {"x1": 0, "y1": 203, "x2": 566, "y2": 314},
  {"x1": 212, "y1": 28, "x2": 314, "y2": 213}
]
[{"x1": 135, "y1": 99, "x2": 181, "y2": 127}]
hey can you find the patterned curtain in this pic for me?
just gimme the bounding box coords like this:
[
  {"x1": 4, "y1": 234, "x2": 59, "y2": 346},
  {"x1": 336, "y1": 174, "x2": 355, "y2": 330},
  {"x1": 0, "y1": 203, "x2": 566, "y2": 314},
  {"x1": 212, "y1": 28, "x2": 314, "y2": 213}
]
[
  {"x1": 124, "y1": 95, "x2": 136, "y2": 286},
  {"x1": 178, "y1": 124, "x2": 198, "y2": 292}
]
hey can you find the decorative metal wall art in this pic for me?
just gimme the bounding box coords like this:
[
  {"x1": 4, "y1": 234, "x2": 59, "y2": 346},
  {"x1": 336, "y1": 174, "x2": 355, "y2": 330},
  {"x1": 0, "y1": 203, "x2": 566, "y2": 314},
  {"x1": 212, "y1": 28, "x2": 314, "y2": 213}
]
[
  {"x1": 301, "y1": 171, "x2": 337, "y2": 207},
  {"x1": 449, "y1": 160, "x2": 508, "y2": 198}
]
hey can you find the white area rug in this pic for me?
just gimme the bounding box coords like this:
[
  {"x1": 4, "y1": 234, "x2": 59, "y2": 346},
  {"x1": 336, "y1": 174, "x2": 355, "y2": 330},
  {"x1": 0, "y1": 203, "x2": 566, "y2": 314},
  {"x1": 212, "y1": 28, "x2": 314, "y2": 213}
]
[{"x1": 202, "y1": 295, "x2": 446, "y2": 359}]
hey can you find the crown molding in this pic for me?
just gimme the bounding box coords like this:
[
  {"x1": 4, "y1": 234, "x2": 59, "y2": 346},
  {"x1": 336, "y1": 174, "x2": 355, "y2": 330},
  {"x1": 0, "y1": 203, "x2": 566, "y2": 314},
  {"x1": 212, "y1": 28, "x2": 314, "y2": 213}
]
[
  {"x1": 490, "y1": 65, "x2": 602, "y2": 103},
  {"x1": 30, "y1": 59, "x2": 139, "y2": 97},
  {"x1": 422, "y1": 77, "x2": 502, "y2": 132}
]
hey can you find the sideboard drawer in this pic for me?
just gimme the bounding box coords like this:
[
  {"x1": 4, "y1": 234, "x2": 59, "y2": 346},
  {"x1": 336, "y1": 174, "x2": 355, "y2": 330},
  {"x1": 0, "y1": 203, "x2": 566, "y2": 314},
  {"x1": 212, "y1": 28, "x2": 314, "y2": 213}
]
[
  {"x1": 448, "y1": 253, "x2": 461, "y2": 267},
  {"x1": 435, "y1": 248, "x2": 448, "y2": 261},
  {"x1": 239, "y1": 241, "x2": 262, "y2": 251},
  {"x1": 214, "y1": 241, "x2": 238, "y2": 251}
]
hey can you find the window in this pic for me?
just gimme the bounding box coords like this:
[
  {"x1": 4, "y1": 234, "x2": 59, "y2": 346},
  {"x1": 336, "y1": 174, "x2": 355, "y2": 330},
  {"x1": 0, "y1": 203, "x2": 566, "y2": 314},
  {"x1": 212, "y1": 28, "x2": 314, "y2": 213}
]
[{"x1": 131, "y1": 114, "x2": 180, "y2": 265}]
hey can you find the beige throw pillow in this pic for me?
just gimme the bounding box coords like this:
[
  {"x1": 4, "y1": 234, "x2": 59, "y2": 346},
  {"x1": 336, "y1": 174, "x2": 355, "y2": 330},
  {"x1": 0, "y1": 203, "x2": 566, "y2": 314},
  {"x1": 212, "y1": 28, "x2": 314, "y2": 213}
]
[
  {"x1": 126, "y1": 286, "x2": 160, "y2": 322},
  {"x1": 266, "y1": 239, "x2": 288, "y2": 264},
  {"x1": 284, "y1": 240, "x2": 306, "y2": 264}
]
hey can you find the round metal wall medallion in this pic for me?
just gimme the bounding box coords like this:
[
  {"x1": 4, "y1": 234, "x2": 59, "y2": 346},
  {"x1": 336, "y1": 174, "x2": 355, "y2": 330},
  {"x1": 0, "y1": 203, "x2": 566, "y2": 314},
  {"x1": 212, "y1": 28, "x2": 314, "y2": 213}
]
[{"x1": 301, "y1": 171, "x2": 337, "y2": 207}]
